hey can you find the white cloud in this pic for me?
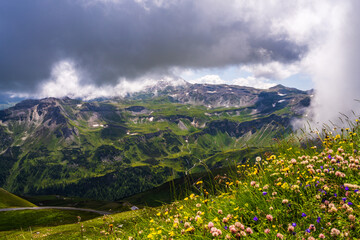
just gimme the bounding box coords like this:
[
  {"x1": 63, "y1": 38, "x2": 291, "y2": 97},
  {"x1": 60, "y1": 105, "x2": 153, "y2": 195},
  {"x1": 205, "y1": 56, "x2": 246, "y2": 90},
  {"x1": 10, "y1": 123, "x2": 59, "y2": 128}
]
[
  {"x1": 187, "y1": 75, "x2": 226, "y2": 85},
  {"x1": 35, "y1": 60, "x2": 184, "y2": 100},
  {"x1": 241, "y1": 62, "x2": 300, "y2": 80},
  {"x1": 232, "y1": 77, "x2": 276, "y2": 89}
]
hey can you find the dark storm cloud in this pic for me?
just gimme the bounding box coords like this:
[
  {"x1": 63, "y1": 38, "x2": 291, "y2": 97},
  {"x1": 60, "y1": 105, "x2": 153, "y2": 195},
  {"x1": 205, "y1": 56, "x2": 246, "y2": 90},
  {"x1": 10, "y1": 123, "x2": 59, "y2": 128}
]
[{"x1": 0, "y1": 0, "x2": 307, "y2": 93}]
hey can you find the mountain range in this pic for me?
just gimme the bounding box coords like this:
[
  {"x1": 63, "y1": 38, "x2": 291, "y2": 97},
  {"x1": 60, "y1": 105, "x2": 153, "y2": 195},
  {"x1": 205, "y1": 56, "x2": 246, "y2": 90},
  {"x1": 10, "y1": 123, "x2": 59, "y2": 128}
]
[{"x1": 0, "y1": 82, "x2": 311, "y2": 201}]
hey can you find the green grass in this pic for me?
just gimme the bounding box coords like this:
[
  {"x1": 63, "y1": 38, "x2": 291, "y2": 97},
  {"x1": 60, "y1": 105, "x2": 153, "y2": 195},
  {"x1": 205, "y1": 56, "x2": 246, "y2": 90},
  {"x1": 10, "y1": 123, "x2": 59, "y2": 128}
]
[
  {"x1": 0, "y1": 209, "x2": 99, "y2": 231},
  {"x1": 4, "y1": 119, "x2": 358, "y2": 239},
  {"x1": 0, "y1": 188, "x2": 36, "y2": 209}
]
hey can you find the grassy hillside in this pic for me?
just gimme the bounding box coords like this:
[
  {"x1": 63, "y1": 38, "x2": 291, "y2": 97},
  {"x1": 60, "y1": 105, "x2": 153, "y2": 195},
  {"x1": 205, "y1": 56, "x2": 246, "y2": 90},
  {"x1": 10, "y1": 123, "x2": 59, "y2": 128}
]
[
  {"x1": 3, "y1": 119, "x2": 360, "y2": 239},
  {"x1": 0, "y1": 96, "x2": 297, "y2": 201},
  {"x1": 0, "y1": 188, "x2": 36, "y2": 208},
  {"x1": 0, "y1": 209, "x2": 99, "y2": 232}
]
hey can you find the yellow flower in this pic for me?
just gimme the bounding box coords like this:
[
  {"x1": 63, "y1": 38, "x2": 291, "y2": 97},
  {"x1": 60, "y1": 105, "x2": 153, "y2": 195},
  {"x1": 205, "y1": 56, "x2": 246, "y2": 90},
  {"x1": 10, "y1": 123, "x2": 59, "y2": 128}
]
[{"x1": 156, "y1": 212, "x2": 161, "y2": 216}]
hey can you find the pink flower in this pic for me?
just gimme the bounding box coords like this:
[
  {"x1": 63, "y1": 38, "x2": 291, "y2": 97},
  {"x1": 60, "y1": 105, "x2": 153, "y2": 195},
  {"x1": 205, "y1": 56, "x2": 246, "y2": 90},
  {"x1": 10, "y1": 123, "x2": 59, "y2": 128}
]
[
  {"x1": 235, "y1": 222, "x2": 244, "y2": 230},
  {"x1": 245, "y1": 227, "x2": 253, "y2": 234},
  {"x1": 349, "y1": 214, "x2": 356, "y2": 222},
  {"x1": 282, "y1": 199, "x2": 289, "y2": 204},
  {"x1": 208, "y1": 222, "x2": 214, "y2": 229},
  {"x1": 229, "y1": 225, "x2": 237, "y2": 234},
  {"x1": 222, "y1": 217, "x2": 228, "y2": 223},
  {"x1": 330, "y1": 228, "x2": 340, "y2": 236},
  {"x1": 287, "y1": 225, "x2": 294, "y2": 232},
  {"x1": 319, "y1": 233, "x2": 325, "y2": 239},
  {"x1": 266, "y1": 214, "x2": 273, "y2": 221},
  {"x1": 264, "y1": 229, "x2": 270, "y2": 234},
  {"x1": 250, "y1": 181, "x2": 256, "y2": 186},
  {"x1": 218, "y1": 209, "x2": 223, "y2": 214},
  {"x1": 276, "y1": 233, "x2": 284, "y2": 239}
]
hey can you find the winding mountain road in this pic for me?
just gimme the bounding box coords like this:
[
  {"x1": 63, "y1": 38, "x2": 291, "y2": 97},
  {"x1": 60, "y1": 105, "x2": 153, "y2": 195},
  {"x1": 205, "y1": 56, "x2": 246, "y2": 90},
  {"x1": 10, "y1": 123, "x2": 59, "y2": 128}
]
[{"x1": 0, "y1": 207, "x2": 111, "y2": 215}]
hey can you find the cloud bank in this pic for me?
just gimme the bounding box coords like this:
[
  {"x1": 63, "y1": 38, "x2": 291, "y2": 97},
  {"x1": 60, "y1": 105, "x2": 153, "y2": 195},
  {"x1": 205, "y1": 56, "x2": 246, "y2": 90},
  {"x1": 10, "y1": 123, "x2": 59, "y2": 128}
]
[
  {"x1": 1, "y1": 0, "x2": 360, "y2": 127},
  {"x1": 0, "y1": 0, "x2": 305, "y2": 94}
]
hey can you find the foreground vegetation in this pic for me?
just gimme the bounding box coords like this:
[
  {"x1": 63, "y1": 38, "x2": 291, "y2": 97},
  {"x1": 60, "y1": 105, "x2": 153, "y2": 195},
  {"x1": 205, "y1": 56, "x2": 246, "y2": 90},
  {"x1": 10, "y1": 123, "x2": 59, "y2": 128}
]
[{"x1": 2, "y1": 119, "x2": 360, "y2": 239}]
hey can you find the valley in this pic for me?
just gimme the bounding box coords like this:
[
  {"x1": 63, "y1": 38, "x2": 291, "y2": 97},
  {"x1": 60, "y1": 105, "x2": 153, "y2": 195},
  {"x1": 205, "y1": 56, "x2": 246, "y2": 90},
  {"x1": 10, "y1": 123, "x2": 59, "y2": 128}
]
[{"x1": 0, "y1": 83, "x2": 310, "y2": 202}]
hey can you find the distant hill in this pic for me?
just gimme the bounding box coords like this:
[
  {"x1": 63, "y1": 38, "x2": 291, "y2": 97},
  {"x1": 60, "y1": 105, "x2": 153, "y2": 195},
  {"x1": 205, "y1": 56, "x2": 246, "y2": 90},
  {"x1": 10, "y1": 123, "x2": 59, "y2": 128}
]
[{"x1": 0, "y1": 188, "x2": 36, "y2": 208}]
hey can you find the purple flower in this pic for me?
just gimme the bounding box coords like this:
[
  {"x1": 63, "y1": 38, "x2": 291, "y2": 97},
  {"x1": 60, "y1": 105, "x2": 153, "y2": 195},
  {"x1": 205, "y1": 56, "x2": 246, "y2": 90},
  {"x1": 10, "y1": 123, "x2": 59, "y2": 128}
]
[
  {"x1": 348, "y1": 202, "x2": 353, "y2": 206},
  {"x1": 342, "y1": 197, "x2": 347, "y2": 202},
  {"x1": 292, "y1": 223, "x2": 297, "y2": 227},
  {"x1": 262, "y1": 192, "x2": 267, "y2": 195},
  {"x1": 301, "y1": 213, "x2": 307, "y2": 217},
  {"x1": 305, "y1": 229, "x2": 311, "y2": 233},
  {"x1": 253, "y1": 216, "x2": 258, "y2": 221},
  {"x1": 224, "y1": 226, "x2": 228, "y2": 230},
  {"x1": 328, "y1": 155, "x2": 332, "y2": 159},
  {"x1": 320, "y1": 166, "x2": 323, "y2": 169},
  {"x1": 345, "y1": 186, "x2": 349, "y2": 191},
  {"x1": 334, "y1": 193, "x2": 337, "y2": 197},
  {"x1": 355, "y1": 189, "x2": 359, "y2": 193},
  {"x1": 317, "y1": 217, "x2": 321, "y2": 223}
]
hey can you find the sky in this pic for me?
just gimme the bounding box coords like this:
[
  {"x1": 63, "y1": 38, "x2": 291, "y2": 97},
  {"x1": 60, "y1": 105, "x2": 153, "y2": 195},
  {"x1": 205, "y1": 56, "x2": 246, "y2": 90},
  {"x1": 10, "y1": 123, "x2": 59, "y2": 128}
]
[{"x1": 1, "y1": 0, "x2": 360, "y2": 125}]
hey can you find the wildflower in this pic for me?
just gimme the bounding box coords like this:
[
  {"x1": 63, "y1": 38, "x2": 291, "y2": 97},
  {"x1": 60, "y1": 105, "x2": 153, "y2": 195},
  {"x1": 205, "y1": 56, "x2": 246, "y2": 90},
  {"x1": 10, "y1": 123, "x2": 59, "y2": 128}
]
[
  {"x1": 196, "y1": 203, "x2": 201, "y2": 208},
  {"x1": 276, "y1": 233, "x2": 284, "y2": 239},
  {"x1": 250, "y1": 181, "x2": 256, "y2": 186},
  {"x1": 330, "y1": 228, "x2": 340, "y2": 236},
  {"x1": 288, "y1": 225, "x2": 295, "y2": 232},
  {"x1": 292, "y1": 223, "x2": 297, "y2": 227},
  {"x1": 349, "y1": 214, "x2": 356, "y2": 221},
  {"x1": 282, "y1": 199, "x2": 289, "y2": 204},
  {"x1": 309, "y1": 224, "x2": 316, "y2": 231},
  {"x1": 348, "y1": 202, "x2": 353, "y2": 206},
  {"x1": 184, "y1": 222, "x2": 191, "y2": 228},
  {"x1": 245, "y1": 227, "x2": 253, "y2": 234},
  {"x1": 319, "y1": 233, "x2": 325, "y2": 239},
  {"x1": 264, "y1": 229, "x2": 270, "y2": 234},
  {"x1": 218, "y1": 209, "x2": 223, "y2": 214},
  {"x1": 235, "y1": 222, "x2": 244, "y2": 230},
  {"x1": 262, "y1": 192, "x2": 267, "y2": 195},
  {"x1": 208, "y1": 222, "x2": 214, "y2": 229},
  {"x1": 317, "y1": 217, "x2": 321, "y2": 223},
  {"x1": 266, "y1": 214, "x2": 273, "y2": 221},
  {"x1": 253, "y1": 216, "x2": 258, "y2": 221},
  {"x1": 301, "y1": 213, "x2": 307, "y2": 217}
]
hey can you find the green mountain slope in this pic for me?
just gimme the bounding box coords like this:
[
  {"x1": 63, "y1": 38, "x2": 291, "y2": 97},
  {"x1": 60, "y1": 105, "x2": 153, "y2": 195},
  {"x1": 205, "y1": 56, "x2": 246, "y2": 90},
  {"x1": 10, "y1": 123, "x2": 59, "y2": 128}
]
[
  {"x1": 0, "y1": 188, "x2": 36, "y2": 208},
  {"x1": 0, "y1": 84, "x2": 310, "y2": 201}
]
